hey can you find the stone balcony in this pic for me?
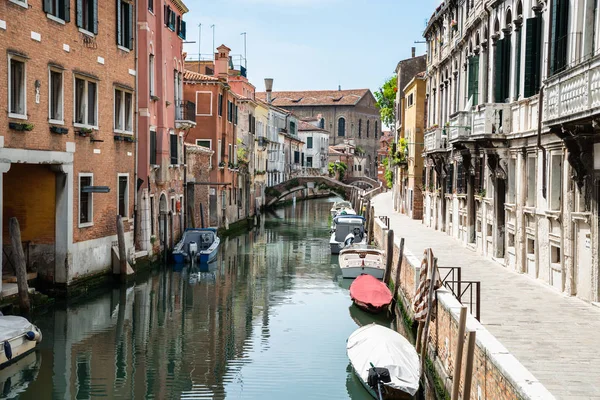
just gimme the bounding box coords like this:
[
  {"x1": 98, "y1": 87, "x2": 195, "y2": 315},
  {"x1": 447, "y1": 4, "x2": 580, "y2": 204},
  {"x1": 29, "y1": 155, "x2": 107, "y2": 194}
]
[
  {"x1": 471, "y1": 103, "x2": 512, "y2": 137},
  {"x1": 424, "y1": 128, "x2": 447, "y2": 153},
  {"x1": 448, "y1": 111, "x2": 472, "y2": 142},
  {"x1": 543, "y1": 54, "x2": 600, "y2": 127}
]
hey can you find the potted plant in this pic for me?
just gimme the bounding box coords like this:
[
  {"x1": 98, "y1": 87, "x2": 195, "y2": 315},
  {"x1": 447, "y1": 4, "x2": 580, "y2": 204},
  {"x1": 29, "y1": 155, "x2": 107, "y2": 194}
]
[
  {"x1": 228, "y1": 162, "x2": 235, "y2": 169},
  {"x1": 218, "y1": 161, "x2": 225, "y2": 169},
  {"x1": 450, "y1": 20, "x2": 458, "y2": 30},
  {"x1": 50, "y1": 126, "x2": 69, "y2": 135},
  {"x1": 9, "y1": 122, "x2": 34, "y2": 132},
  {"x1": 77, "y1": 127, "x2": 93, "y2": 137}
]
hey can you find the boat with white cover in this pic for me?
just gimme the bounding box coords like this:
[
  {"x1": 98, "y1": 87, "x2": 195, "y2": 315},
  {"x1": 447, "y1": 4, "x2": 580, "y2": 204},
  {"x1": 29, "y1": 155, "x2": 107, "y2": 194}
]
[
  {"x1": 347, "y1": 323, "x2": 420, "y2": 400},
  {"x1": 0, "y1": 316, "x2": 42, "y2": 368},
  {"x1": 330, "y1": 215, "x2": 366, "y2": 254},
  {"x1": 339, "y1": 245, "x2": 386, "y2": 279}
]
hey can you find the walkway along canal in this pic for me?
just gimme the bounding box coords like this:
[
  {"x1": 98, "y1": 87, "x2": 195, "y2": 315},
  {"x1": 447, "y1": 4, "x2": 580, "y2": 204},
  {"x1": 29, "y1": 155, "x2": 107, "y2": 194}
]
[{"x1": 15, "y1": 198, "x2": 417, "y2": 400}]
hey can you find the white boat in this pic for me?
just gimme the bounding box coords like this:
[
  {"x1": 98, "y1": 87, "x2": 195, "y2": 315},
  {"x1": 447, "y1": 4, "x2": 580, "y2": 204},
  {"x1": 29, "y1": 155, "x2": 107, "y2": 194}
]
[
  {"x1": 339, "y1": 245, "x2": 386, "y2": 279},
  {"x1": 330, "y1": 215, "x2": 366, "y2": 254},
  {"x1": 347, "y1": 323, "x2": 420, "y2": 400},
  {"x1": 0, "y1": 316, "x2": 42, "y2": 368},
  {"x1": 330, "y1": 200, "x2": 353, "y2": 219}
]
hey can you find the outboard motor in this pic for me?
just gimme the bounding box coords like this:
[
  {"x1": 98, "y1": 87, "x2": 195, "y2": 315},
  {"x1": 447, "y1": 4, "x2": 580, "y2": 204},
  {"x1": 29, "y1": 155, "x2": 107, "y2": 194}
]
[
  {"x1": 189, "y1": 242, "x2": 198, "y2": 261},
  {"x1": 367, "y1": 366, "x2": 391, "y2": 395},
  {"x1": 343, "y1": 232, "x2": 355, "y2": 247}
]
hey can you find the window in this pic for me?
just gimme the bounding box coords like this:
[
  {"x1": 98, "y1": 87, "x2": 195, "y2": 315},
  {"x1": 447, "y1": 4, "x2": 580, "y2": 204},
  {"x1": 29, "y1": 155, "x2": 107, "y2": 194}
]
[
  {"x1": 307, "y1": 137, "x2": 313, "y2": 149},
  {"x1": 290, "y1": 121, "x2": 296, "y2": 136},
  {"x1": 79, "y1": 174, "x2": 93, "y2": 227},
  {"x1": 149, "y1": 130, "x2": 157, "y2": 165},
  {"x1": 406, "y1": 93, "x2": 414, "y2": 108},
  {"x1": 307, "y1": 156, "x2": 313, "y2": 167},
  {"x1": 177, "y1": 16, "x2": 186, "y2": 40},
  {"x1": 358, "y1": 119, "x2": 362, "y2": 138},
  {"x1": 114, "y1": 88, "x2": 133, "y2": 133},
  {"x1": 549, "y1": 153, "x2": 562, "y2": 210},
  {"x1": 164, "y1": 5, "x2": 176, "y2": 30},
  {"x1": 196, "y1": 139, "x2": 211, "y2": 149},
  {"x1": 9, "y1": 56, "x2": 26, "y2": 119},
  {"x1": 228, "y1": 143, "x2": 233, "y2": 164},
  {"x1": 74, "y1": 76, "x2": 98, "y2": 127},
  {"x1": 8, "y1": 0, "x2": 28, "y2": 8},
  {"x1": 76, "y1": 0, "x2": 98, "y2": 35},
  {"x1": 375, "y1": 122, "x2": 378, "y2": 139},
  {"x1": 217, "y1": 139, "x2": 222, "y2": 164},
  {"x1": 117, "y1": 174, "x2": 129, "y2": 219},
  {"x1": 218, "y1": 94, "x2": 223, "y2": 116},
  {"x1": 171, "y1": 197, "x2": 176, "y2": 214},
  {"x1": 117, "y1": 0, "x2": 134, "y2": 50},
  {"x1": 150, "y1": 195, "x2": 155, "y2": 235},
  {"x1": 526, "y1": 155, "x2": 536, "y2": 206},
  {"x1": 338, "y1": 117, "x2": 346, "y2": 137},
  {"x1": 469, "y1": 55, "x2": 480, "y2": 104},
  {"x1": 149, "y1": 54, "x2": 155, "y2": 97},
  {"x1": 294, "y1": 151, "x2": 300, "y2": 164},
  {"x1": 148, "y1": 0, "x2": 153, "y2": 12},
  {"x1": 549, "y1": 0, "x2": 569, "y2": 75},
  {"x1": 507, "y1": 157, "x2": 516, "y2": 203},
  {"x1": 49, "y1": 68, "x2": 64, "y2": 124},
  {"x1": 319, "y1": 118, "x2": 325, "y2": 129},
  {"x1": 227, "y1": 100, "x2": 233, "y2": 123},
  {"x1": 235, "y1": 105, "x2": 238, "y2": 125},
  {"x1": 44, "y1": 0, "x2": 71, "y2": 22},
  {"x1": 170, "y1": 134, "x2": 178, "y2": 165},
  {"x1": 524, "y1": 16, "x2": 542, "y2": 96}
]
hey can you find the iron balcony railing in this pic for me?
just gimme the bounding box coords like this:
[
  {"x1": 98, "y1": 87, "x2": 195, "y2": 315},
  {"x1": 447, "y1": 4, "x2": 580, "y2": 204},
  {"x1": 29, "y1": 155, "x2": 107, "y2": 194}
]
[{"x1": 176, "y1": 101, "x2": 196, "y2": 124}]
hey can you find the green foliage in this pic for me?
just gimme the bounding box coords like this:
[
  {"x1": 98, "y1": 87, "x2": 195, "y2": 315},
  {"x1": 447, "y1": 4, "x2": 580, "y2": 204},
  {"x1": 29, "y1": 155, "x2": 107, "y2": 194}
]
[
  {"x1": 328, "y1": 162, "x2": 348, "y2": 180},
  {"x1": 382, "y1": 157, "x2": 394, "y2": 189},
  {"x1": 374, "y1": 76, "x2": 397, "y2": 127},
  {"x1": 265, "y1": 187, "x2": 281, "y2": 197},
  {"x1": 425, "y1": 357, "x2": 451, "y2": 400},
  {"x1": 354, "y1": 145, "x2": 366, "y2": 156},
  {"x1": 389, "y1": 138, "x2": 408, "y2": 166},
  {"x1": 285, "y1": 178, "x2": 301, "y2": 190}
]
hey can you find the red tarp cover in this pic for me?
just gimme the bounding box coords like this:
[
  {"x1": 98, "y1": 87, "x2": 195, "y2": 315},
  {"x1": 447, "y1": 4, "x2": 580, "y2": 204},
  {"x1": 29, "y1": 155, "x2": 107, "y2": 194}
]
[{"x1": 350, "y1": 274, "x2": 392, "y2": 308}]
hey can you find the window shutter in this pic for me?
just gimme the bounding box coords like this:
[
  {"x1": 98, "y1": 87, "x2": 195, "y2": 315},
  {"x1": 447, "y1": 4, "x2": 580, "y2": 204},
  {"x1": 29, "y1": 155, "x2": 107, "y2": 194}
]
[
  {"x1": 494, "y1": 39, "x2": 505, "y2": 102},
  {"x1": 514, "y1": 29, "x2": 522, "y2": 99},
  {"x1": 117, "y1": 0, "x2": 122, "y2": 46},
  {"x1": 176, "y1": 15, "x2": 180, "y2": 35},
  {"x1": 164, "y1": 5, "x2": 169, "y2": 26},
  {"x1": 92, "y1": 0, "x2": 98, "y2": 34},
  {"x1": 150, "y1": 131, "x2": 157, "y2": 165},
  {"x1": 502, "y1": 35, "x2": 511, "y2": 102},
  {"x1": 524, "y1": 17, "x2": 540, "y2": 97},
  {"x1": 446, "y1": 164, "x2": 454, "y2": 193},
  {"x1": 76, "y1": 0, "x2": 83, "y2": 27},
  {"x1": 467, "y1": 56, "x2": 475, "y2": 104},
  {"x1": 472, "y1": 55, "x2": 480, "y2": 105},
  {"x1": 64, "y1": 0, "x2": 71, "y2": 22},
  {"x1": 43, "y1": 0, "x2": 52, "y2": 13},
  {"x1": 181, "y1": 20, "x2": 186, "y2": 40},
  {"x1": 127, "y1": 3, "x2": 133, "y2": 49},
  {"x1": 170, "y1": 135, "x2": 178, "y2": 164}
]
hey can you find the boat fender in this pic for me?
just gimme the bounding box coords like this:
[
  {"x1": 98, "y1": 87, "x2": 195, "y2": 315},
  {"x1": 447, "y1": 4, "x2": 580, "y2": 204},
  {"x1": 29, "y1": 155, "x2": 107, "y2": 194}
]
[
  {"x1": 3, "y1": 341, "x2": 12, "y2": 361},
  {"x1": 26, "y1": 330, "x2": 42, "y2": 343}
]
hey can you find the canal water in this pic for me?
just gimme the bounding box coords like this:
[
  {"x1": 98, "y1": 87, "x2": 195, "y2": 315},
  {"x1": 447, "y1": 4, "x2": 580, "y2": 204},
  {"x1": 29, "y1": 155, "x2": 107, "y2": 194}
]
[{"x1": 13, "y1": 198, "x2": 410, "y2": 400}]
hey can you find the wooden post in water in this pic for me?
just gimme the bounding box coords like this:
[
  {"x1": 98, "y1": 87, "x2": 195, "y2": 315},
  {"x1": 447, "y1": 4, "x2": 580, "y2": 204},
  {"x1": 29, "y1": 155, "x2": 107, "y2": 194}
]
[
  {"x1": 415, "y1": 321, "x2": 424, "y2": 353},
  {"x1": 394, "y1": 238, "x2": 405, "y2": 299},
  {"x1": 200, "y1": 203, "x2": 205, "y2": 228},
  {"x1": 451, "y1": 306, "x2": 468, "y2": 400},
  {"x1": 462, "y1": 330, "x2": 477, "y2": 400},
  {"x1": 369, "y1": 205, "x2": 375, "y2": 243},
  {"x1": 8, "y1": 217, "x2": 30, "y2": 314},
  {"x1": 116, "y1": 215, "x2": 128, "y2": 280},
  {"x1": 420, "y1": 252, "x2": 437, "y2": 376},
  {"x1": 384, "y1": 229, "x2": 394, "y2": 285}
]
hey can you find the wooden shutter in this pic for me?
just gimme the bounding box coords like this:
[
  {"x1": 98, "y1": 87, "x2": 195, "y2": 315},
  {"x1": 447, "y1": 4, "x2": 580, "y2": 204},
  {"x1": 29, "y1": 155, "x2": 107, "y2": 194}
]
[
  {"x1": 117, "y1": 0, "x2": 122, "y2": 46},
  {"x1": 64, "y1": 0, "x2": 70, "y2": 22},
  {"x1": 550, "y1": 0, "x2": 569, "y2": 75},
  {"x1": 514, "y1": 29, "x2": 522, "y2": 99},
  {"x1": 150, "y1": 131, "x2": 157, "y2": 165},
  {"x1": 181, "y1": 20, "x2": 186, "y2": 40},
  {"x1": 170, "y1": 135, "x2": 178, "y2": 164},
  {"x1": 76, "y1": 0, "x2": 83, "y2": 27},
  {"x1": 446, "y1": 164, "x2": 454, "y2": 193},
  {"x1": 467, "y1": 56, "x2": 474, "y2": 104},
  {"x1": 92, "y1": 0, "x2": 98, "y2": 34},
  {"x1": 43, "y1": 0, "x2": 52, "y2": 13},
  {"x1": 176, "y1": 15, "x2": 180, "y2": 35},
  {"x1": 494, "y1": 39, "x2": 505, "y2": 102},
  {"x1": 127, "y1": 3, "x2": 133, "y2": 49},
  {"x1": 472, "y1": 55, "x2": 479, "y2": 105},
  {"x1": 524, "y1": 17, "x2": 541, "y2": 97}
]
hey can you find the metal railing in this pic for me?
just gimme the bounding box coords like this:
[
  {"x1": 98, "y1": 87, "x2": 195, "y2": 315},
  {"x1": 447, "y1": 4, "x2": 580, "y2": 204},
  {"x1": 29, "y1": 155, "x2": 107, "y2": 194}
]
[
  {"x1": 176, "y1": 101, "x2": 196, "y2": 123},
  {"x1": 378, "y1": 215, "x2": 390, "y2": 229},
  {"x1": 439, "y1": 266, "x2": 481, "y2": 321}
]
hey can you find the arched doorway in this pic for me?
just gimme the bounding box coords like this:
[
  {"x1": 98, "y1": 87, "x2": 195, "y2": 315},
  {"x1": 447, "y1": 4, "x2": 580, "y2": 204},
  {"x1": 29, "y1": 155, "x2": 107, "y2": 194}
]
[{"x1": 159, "y1": 194, "x2": 168, "y2": 251}]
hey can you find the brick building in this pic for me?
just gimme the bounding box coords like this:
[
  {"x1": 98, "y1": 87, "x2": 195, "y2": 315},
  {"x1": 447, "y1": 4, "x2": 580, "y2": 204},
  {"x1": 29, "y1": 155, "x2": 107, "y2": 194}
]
[
  {"x1": 256, "y1": 88, "x2": 381, "y2": 179},
  {"x1": 136, "y1": 0, "x2": 192, "y2": 255},
  {"x1": 0, "y1": 0, "x2": 136, "y2": 290}
]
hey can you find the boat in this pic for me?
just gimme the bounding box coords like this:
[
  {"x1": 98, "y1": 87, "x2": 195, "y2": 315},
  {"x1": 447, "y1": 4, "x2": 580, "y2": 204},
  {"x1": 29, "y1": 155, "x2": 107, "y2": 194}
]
[
  {"x1": 347, "y1": 323, "x2": 420, "y2": 400},
  {"x1": 330, "y1": 215, "x2": 366, "y2": 254},
  {"x1": 0, "y1": 316, "x2": 42, "y2": 368},
  {"x1": 0, "y1": 351, "x2": 41, "y2": 398},
  {"x1": 350, "y1": 275, "x2": 392, "y2": 314},
  {"x1": 330, "y1": 200, "x2": 353, "y2": 219},
  {"x1": 172, "y1": 228, "x2": 220, "y2": 264},
  {"x1": 339, "y1": 244, "x2": 386, "y2": 279}
]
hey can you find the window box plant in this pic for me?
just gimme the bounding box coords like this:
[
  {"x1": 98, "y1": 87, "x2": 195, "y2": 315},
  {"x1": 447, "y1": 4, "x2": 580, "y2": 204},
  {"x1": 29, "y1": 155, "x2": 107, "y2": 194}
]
[
  {"x1": 50, "y1": 126, "x2": 69, "y2": 135},
  {"x1": 114, "y1": 134, "x2": 125, "y2": 141},
  {"x1": 450, "y1": 20, "x2": 458, "y2": 30},
  {"x1": 218, "y1": 161, "x2": 225, "y2": 169},
  {"x1": 9, "y1": 122, "x2": 34, "y2": 132},
  {"x1": 77, "y1": 127, "x2": 93, "y2": 137},
  {"x1": 228, "y1": 162, "x2": 235, "y2": 169}
]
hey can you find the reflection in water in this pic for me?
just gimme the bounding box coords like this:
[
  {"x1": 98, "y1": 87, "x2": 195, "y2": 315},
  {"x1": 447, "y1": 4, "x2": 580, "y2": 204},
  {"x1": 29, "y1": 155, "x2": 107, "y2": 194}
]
[{"x1": 17, "y1": 198, "x2": 408, "y2": 399}]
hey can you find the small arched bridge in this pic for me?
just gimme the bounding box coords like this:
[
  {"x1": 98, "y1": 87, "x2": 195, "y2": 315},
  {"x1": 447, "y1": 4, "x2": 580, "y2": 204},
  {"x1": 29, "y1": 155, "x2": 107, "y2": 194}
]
[
  {"x1": 342, "y1": 176, "x2": 381, "y2": 190},
  {"x1": 265, "y1": 176, "x2": 356, "y2": 206}
]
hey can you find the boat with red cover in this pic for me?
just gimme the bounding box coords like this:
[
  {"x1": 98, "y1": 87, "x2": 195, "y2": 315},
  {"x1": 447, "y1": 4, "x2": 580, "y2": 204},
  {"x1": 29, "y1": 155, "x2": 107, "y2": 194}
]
[{"x1": 350, "y1": 274, "x2": 393, "y2": 314}]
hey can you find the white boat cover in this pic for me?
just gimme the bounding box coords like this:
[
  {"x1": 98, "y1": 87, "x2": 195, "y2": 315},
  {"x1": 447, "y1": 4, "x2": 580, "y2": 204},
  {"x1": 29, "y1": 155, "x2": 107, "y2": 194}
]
[
  {"x1": 0, "y1": 316, "x2": 35, "y2": 342},
  {"x1": 347, "y1": 323, "x2": 420, "y2": 396}
]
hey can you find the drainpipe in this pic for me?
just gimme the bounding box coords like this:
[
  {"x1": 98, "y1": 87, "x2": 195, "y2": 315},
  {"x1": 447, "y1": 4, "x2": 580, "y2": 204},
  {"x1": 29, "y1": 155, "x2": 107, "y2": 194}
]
[
  {"x1": 133, "y1": 0, "x2": 139, "y2": 250},
  {"x1": 538, "y1": 84, "x2": 547, "y2": 198}
]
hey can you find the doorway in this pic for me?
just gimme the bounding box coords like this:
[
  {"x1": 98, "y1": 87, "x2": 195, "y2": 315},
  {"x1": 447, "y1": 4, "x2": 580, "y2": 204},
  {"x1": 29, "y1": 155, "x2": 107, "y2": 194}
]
[{"x1": 495, "y1": 178, "x2": 506, "y2": 258}]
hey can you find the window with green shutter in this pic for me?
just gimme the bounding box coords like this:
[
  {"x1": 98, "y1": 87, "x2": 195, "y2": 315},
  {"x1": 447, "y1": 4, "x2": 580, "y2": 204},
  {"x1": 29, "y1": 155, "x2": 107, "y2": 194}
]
[
  {"x1": 44, "y1": 0, "x2": 71, "y2": 22},
  {"x1": 514, "y1": 29, "x2": 522, "y2": 100},
  {"x1": 77, "y1": 0, "x2": 97, "y2": 34},
  {"x1": 170, "y1": 134, "x2": 178, "y2": 165},
  {"x1": 494, "y1": 39, "x2": 506, "y2": 102},
  {"x1": 468, "y1": 56, "x2": 480, "y2": 105},
  {"x1": 550, "y1": 0, "x2": 569, "y2": 75},
  {"x1": 150, "y1": 130, "x2": 157, "y2": 165},
  {"x1": 524, "y1": 17, "x2": 542, "y2": 97}
]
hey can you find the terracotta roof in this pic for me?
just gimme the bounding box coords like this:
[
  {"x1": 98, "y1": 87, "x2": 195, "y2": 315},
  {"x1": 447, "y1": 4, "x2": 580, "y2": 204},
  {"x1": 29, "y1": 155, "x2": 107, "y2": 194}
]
[
  {"x1": 256, "y1": 89, "x2": 371, "y2": 107},
  {"x1": 183, "y1": 70, "x2": 219, "y2": 82},
  {"x1": 298, "y1": 120, "x2": 329, "y2": 133}
]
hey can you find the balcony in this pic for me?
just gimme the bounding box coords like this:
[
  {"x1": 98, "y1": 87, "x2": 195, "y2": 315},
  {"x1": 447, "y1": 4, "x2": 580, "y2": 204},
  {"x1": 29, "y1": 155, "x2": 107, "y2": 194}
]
[
  {"x1": 175, "y1": 101, "x2": 196, "y2": 129},
  {"x1": 471, "y1": 103, "x2": 512, "y2": 137},
  {"x1": 423, "y1": 128, "x2": 447, "y2": 153},
  {"x1": 543, "y1": 54, "x2": 600, "y2": 127},
  {"x1": 448, "y1": 111, "x2": 472, "y2": 142}
]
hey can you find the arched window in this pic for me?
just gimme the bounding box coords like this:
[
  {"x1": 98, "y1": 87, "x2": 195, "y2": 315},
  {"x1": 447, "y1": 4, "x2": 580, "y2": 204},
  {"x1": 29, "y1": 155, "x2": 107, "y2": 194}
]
[
  {"x1": 338, "y1": 117, "x2": 346, "y2": 137},
  {"x1": 366, "y1": 120, "x2": 370, "y2": 138},
  {"x1": 358, "y1": 119, "x2": 362, "y2": 138},
  {"x1": 319, "y1": 118, "x2": 325, "y2": 129}
]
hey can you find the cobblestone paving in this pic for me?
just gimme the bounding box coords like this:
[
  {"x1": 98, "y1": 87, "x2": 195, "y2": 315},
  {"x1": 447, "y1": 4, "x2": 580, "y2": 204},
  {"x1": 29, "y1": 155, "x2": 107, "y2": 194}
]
[{"x1": 372, "y1": 192, "x2": 600, "y2": 399}]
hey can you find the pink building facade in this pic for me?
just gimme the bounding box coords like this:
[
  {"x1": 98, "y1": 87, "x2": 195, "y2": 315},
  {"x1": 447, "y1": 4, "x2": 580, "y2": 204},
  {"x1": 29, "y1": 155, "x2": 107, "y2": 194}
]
[{"x1": 137, "y1": 0, "x2": 193, "y2": 255}]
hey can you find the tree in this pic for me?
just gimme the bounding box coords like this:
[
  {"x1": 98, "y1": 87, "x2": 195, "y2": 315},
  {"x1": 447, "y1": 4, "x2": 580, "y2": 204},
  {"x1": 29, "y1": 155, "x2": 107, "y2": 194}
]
[{"x1": 374, "y1": 76, "x2": 397, "y2": 128}]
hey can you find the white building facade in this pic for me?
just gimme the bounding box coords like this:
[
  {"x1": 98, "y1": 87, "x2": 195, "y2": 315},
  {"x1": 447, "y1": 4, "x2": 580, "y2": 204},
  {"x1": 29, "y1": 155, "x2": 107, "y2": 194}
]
[
  {"x1": 420, "y1": 0, "x2": 600, "y2": 303},
  {"x1": 298, "y1": 121, "x2": 330, "y2": 175}
]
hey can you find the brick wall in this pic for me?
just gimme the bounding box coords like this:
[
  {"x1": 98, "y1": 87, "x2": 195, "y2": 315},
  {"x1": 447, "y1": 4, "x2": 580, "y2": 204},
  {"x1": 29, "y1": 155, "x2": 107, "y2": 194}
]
[
  {"x1": 371, "y1": 217, "x2": 554, "y2": 400},
  {"x1": 185, "y1": 144, "x2": 212, "y2": 228}
]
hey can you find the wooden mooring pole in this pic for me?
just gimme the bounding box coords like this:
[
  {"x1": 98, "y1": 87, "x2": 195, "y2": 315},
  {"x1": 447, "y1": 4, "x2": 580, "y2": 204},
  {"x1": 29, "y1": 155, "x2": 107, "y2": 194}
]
[
  {"x1": 420, "y1": 252, "x2": 437, "y2": 376},
  {"x1": 393, "y1": 238, "x2": 405, "y2": 299},
  {"x1": 384, "y1": 229, "x2": 394, "y2": 285},
  {"x1": 451, "y1": 306, "x2": 468, "y2": 400},
  {"x1": 463, "y1": 330, "x2": 477, "y2": 400},
  {"x1": 8, "y1": 217, "x2": 30, "y2": 314}
]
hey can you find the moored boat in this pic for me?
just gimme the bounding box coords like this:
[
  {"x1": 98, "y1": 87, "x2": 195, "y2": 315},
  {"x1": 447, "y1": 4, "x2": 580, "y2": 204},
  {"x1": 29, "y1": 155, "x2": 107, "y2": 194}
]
[
  {"x1": 0, "y1": 316, "x2": 42, "y2": 368},
  {"x1": 349, "y1": 274, "x2": 392, "y2": 314},
  {"x1": 330, "y1": 215, "x2": 366, "y2": 254},
  {"x1": 172, "y1": 228, "x2": 220, "y2": 264},
  {"x1": 347, "y1": 324, "x2": 420, "y2": 400},
  {"x1": 339, "y1": 244, "x2": 385, "y2": 279}
]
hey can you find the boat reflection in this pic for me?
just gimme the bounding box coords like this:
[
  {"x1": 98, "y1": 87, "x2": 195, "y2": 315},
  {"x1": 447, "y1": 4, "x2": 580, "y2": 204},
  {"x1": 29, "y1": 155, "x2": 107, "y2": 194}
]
[{"x1": 0, "y1": 351, "x2": 41, "y2": 399}]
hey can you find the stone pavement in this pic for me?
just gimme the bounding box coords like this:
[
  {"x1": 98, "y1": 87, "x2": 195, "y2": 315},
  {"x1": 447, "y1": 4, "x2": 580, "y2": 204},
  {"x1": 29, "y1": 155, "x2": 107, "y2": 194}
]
[{"x1": 372, "y1": 192, "x2": 600, "y2": 400}]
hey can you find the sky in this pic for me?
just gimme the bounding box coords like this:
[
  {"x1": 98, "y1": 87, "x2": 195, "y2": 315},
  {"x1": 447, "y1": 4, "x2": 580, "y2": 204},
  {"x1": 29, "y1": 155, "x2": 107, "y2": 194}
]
[{"x1": 182, "y1": 0, "x2": 438, "y2": 95}]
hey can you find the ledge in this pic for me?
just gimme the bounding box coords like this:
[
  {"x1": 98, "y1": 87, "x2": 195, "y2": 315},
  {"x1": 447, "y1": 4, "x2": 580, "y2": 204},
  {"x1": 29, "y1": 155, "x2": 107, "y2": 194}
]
[
  {"x1": 505, "y1": 203, "x2": 516, "y2": 212},
  {"x1": 543, "y1": 210, "x2": 561, "y2": 220},
  {"x1": 571, "y1": 212, "x2": 591, "y2": 224}
]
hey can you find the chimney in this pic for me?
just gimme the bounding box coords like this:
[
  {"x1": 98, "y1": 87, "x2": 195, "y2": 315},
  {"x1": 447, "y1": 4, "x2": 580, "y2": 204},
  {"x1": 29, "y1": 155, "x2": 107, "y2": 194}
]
[
  {"x1": 338, "y1": 85, "x2": 341, "y2": 91},
  {"x1": 411, "y1": 47, "x2": 416, "y2": 58},
  {"x1": 265, "y1": 78, "x2": 274, "y2": 103},
  {"x1": 215, "y1": 44, "x2": 231, "y2": 80}
]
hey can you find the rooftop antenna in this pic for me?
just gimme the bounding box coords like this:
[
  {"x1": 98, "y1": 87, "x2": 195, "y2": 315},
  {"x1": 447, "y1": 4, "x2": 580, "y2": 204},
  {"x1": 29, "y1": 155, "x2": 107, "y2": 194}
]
[
  {"x1": 241, "y1": 32, "x2": 247, "y2": 69},
  {"x1": 211, "y1": 24, "x2": 216, "y2": 60},
  {"x1": 198, "y1": 23, "x2": 202, "y2": 72}
]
